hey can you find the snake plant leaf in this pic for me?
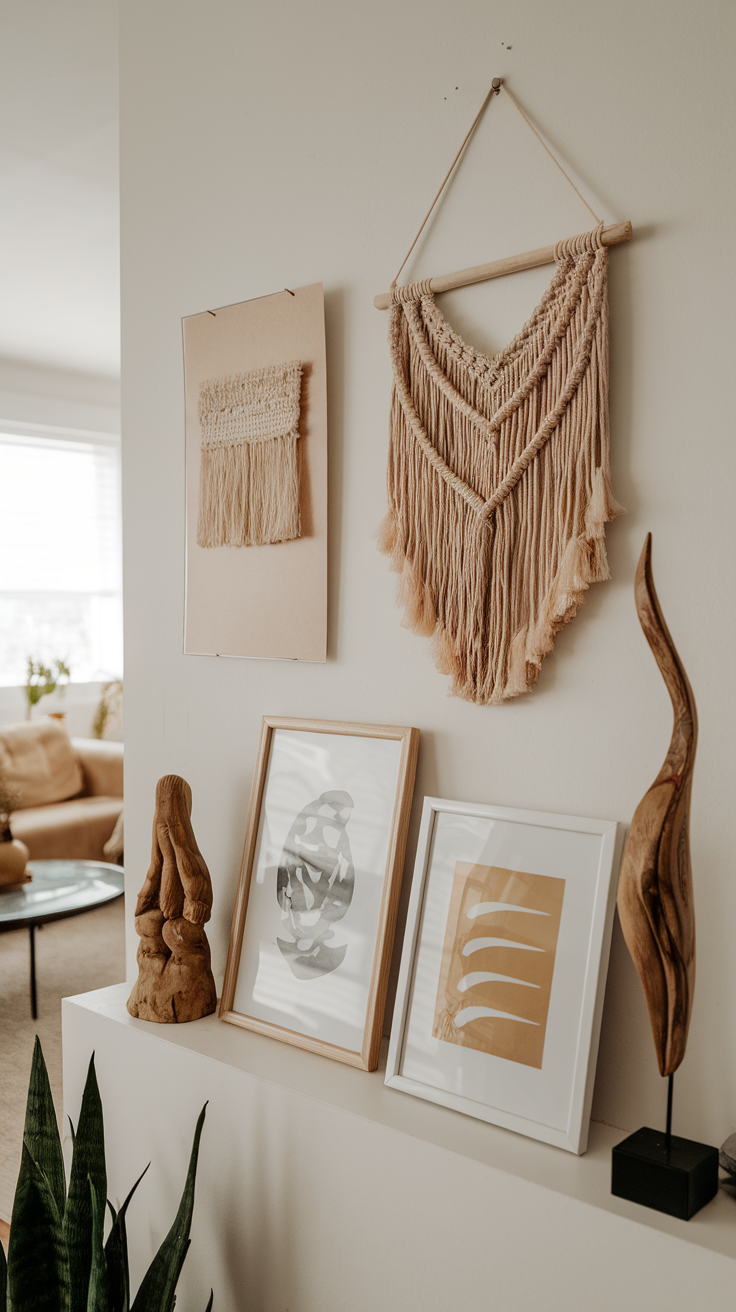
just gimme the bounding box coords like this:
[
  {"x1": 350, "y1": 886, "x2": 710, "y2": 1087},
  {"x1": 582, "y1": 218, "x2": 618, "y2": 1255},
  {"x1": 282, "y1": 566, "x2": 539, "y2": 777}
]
[
  {"x1": 105, "y1": 1164, "x2": 150, "y2": 1312},
  {"x1": 63, "y1": 1055, "x2": 106, "y2": 1312},
  {"x1": 7, "y1": 1144, "x2": 70, "y2": 1312},
  {"x1": 86, "y1": 1179, "x2": 110, "y2": 1312},
  {"x1": 21, "y1": 1037, "x2": 66, "y2": 1218},
  {"x1": 0, "y1": 1229, "x2": 7, "y2": 1312},
  {"x1": 130, "y1": 1104, "x2": 207, "y2": 1312},
  {"x1": 204, "y1": 1292, "x2": 213, "y2": 1311}
]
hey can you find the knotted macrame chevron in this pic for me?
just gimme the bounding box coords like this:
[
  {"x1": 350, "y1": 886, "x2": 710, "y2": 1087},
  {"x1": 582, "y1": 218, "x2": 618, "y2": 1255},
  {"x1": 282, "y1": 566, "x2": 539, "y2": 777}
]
[{"x1": 378, "y1": 226, "x2": 624, "y2": 705}]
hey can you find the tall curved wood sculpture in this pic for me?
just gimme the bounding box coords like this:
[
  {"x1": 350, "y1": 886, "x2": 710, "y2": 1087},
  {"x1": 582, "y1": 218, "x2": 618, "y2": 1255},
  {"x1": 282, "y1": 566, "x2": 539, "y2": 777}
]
[
  {"x1": 127, "y1": 774, "x2": 217, "y2": 1023},
  {"x1": 617, "y1": 534, "x2": 698, "y2": 1077}
]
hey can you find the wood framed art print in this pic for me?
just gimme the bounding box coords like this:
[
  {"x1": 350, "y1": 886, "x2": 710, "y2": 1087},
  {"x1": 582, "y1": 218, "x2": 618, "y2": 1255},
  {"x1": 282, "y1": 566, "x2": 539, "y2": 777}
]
[
  {"x1": 386, "y1": 798, "x2": 622, "y2": 1152},
  {"x1": 220, "y1": 717, "x2": 419, "y2": 1070}
]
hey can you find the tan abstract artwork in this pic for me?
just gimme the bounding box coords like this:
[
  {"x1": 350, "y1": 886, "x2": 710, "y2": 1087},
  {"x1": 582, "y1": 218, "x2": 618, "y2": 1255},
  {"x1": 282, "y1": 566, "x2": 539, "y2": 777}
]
[{"x1": 434, "y1": 862, "x2": 565, "y2": 1069}]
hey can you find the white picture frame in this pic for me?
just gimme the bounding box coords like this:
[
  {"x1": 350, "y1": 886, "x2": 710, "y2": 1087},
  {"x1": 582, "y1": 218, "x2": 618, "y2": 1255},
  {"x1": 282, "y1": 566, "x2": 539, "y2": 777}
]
[
  {"x1": 386, "y1": 797, "x2": 623, "y2": 1153},
  {"x1": 221, "y1": 717, "x2": 419, "y2": 1070}
]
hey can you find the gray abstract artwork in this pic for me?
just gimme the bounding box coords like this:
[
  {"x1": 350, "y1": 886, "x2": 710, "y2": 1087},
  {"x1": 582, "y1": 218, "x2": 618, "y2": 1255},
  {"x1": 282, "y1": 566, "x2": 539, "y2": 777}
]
[{"x1": 276, "y1": 790, "x2": 355, "y2": 979}]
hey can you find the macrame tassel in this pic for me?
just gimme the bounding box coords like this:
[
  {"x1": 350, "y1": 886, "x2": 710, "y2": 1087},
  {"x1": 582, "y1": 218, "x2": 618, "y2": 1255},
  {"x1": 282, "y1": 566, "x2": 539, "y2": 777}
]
[
  {"x1": 380, "y1": 228, "x2": 625, "y2": 705},
  {"x1": 198, "y1": 432, "x2": 300, "y2": 547},
  {"x1": 197, "y1": 360, "x2": 302, "y2": 548}
]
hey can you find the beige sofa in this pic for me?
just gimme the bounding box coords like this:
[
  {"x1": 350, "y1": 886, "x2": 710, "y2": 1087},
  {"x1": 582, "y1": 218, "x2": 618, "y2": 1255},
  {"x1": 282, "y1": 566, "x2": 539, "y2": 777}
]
[{"x1": 0, "y1": 719, "x2": 123, "y2": 862}]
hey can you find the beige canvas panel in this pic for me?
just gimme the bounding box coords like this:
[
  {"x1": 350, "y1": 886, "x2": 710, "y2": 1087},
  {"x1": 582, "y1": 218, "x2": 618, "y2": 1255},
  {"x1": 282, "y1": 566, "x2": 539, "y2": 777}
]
[
  {"x1": 183, "y1": 281, "x2": 327, "y2": 661},
  {"x1": 434, "y1": 861, "x2": 565, "y2": 1069}
]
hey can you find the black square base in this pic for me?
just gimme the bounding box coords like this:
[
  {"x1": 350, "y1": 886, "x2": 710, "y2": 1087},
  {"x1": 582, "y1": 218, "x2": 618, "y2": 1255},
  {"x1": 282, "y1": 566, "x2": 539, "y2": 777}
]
[{"x1": 612, "y1": 1127, "x2": 718, "y2": 1220}]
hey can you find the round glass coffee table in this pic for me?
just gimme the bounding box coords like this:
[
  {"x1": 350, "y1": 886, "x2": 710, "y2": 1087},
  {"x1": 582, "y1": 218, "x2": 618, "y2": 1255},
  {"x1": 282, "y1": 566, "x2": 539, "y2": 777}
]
[{"x1": 0, "y1": 859, "x2": 125, "y2": 1019}]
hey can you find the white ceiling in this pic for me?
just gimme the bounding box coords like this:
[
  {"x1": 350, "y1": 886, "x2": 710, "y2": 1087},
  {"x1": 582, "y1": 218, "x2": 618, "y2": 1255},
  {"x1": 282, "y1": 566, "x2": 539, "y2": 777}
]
[{"x1": 0, "y1": 1, "x2": 119, "y2": 378}]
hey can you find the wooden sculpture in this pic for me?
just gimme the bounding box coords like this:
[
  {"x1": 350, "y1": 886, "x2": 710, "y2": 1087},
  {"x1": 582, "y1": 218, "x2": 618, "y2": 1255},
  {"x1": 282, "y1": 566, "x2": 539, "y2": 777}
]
[
  {"x1": 127, "y1": 774, "x2": 217, "y2": 1023},
  {"x1": 617, "y1": 534, "x2": 698, "y2": 1077}
]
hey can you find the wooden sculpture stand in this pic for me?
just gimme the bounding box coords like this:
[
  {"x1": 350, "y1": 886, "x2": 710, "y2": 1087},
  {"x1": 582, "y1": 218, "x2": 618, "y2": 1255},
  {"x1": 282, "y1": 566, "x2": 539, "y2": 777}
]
[
  {"x1": 127, "y1": 774, "x2": 217, "y2": 1024},
  {"x1": 612, "y1": 535, "x2": 717, "y2": 1220}
]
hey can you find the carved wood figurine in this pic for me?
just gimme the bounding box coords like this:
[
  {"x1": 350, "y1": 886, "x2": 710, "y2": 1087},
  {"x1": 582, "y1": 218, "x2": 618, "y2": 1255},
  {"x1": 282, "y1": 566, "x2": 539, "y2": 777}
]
[
  {"x1": 617, "y1": 534, "x2": 698, "y2": 1077},
  {"x1": 127, "y1": 774, "x2": 217, "y2": 1023}
]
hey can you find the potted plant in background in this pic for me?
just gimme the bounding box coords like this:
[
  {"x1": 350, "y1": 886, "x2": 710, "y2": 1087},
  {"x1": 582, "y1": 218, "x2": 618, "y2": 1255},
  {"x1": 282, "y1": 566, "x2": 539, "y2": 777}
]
[
  {"x1": 25, "y1": 657, "x2": 71, "y2": 721},
  {"x1": 0, "y1": 768, "x2": 29, "y2": 888}
]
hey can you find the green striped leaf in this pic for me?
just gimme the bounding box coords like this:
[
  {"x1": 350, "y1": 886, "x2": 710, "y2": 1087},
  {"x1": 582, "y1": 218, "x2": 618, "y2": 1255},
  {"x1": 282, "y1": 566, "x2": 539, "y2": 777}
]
[
  {"x1": 85, "y1": 1179, "x2": 109, "y2": 1312},
  {"x1": 21, "y1": 1038, "x2": 66, "y2": 1218},
  {"x1": 204, "y1": 1292, "x2": 213, "y2": 1311},
  {"x1": 63, "y1": 1056, "x2": 106, "y2": 1312},
  {"x1": 105, "y1": 1164, "x2": 150, "y2": 1312},
  {"x1": 130, "y1": 1104, "x2": 207, "y2": 1312},
  {"x1": 7, "y1": 1145, "x2": 70, "y2": 1312}
]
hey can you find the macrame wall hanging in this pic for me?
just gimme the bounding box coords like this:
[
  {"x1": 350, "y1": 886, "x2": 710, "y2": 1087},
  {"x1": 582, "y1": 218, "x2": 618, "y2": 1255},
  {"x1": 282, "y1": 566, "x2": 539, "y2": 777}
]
[
  {"x1": 375, "y1": 79, "x2": 632, "y2": 705},
  {"x1": 197, "y1": 359, "x2": 303, "y2": 548}
]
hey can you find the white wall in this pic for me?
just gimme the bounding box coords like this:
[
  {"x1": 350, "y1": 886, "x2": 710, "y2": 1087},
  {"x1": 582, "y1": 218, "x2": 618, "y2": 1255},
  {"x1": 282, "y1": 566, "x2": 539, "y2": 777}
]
[
  {"x1": 0, "y1": 0, "x2": 120, "y2": 376},
  {"x1": 0, "y1": 358, "x2": 120, "y2": 434},
  {"x1": 117, "y1": 0, "x2": 736, "y2": 1301}
]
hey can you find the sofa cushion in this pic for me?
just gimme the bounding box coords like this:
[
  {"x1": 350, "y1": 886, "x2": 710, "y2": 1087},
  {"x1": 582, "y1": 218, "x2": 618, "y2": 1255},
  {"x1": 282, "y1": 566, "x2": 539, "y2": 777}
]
[
  {"x1": 0, "y1": 719, "x2": 85, "y2": 810},
  {"x1": 72, "y1": 738, "x2": 124, "y2": 799},
  {"x1": 103, "y1": 809, "x2": 124, "y2": 862},
  {"x1": 11, "y1": 796, "x2": 124, "y2": 862}
]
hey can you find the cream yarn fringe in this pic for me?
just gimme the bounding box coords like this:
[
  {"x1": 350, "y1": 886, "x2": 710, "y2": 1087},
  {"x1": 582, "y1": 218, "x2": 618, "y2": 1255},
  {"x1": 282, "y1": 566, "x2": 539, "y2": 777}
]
[
  {"x1": 379, "y1": 226, "x2": 624, "y2": 705},
  {"x1": 197, "y1": 360, "x2": 302, "y2": 548}
]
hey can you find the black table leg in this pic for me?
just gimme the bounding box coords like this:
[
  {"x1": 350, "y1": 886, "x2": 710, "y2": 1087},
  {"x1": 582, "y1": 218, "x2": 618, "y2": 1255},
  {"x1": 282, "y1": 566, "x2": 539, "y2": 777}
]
[{"x1": 29, "y1": 924, "x2": 37, "y2": 1020}]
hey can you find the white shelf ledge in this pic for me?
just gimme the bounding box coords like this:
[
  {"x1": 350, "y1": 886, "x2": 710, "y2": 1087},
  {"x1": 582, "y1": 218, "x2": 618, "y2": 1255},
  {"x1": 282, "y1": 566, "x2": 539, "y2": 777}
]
[{"x1": 63, "y1": 983, "x2": 736, "y2": 1265}]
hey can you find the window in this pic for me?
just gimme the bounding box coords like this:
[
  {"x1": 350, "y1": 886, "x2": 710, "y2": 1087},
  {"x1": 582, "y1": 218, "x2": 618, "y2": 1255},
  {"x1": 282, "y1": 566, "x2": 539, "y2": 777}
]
[{"x1": 0, "y1": 423, "x2": 122, "y2": 686}]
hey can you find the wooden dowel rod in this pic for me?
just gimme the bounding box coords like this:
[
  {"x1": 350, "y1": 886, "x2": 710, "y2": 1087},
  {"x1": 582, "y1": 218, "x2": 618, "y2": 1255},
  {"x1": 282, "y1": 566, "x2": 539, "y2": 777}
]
[{"x1": 373, "y1": 220, "x2": 632, "y2": 310}]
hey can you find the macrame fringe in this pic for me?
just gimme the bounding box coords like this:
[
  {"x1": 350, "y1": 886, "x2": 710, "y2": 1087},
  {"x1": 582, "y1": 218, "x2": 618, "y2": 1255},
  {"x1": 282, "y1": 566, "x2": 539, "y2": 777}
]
[
  {"x1": 198, "y1": 432, "x2": 300, "y2": 547},
  {"x1": 197, "y1": 361, "x2": 302, "y2": 548},
  {"x1": 380, "y1": 230, "x2": 625, "y2": 705}
]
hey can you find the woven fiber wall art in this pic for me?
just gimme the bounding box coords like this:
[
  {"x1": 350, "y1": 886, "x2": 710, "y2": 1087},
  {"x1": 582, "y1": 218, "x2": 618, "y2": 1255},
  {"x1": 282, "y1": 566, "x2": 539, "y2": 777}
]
[
  {"x1": 183, "y1": 282, "x2": 327, "y2": 663},
  {"x1": 197, "y1": 360, "x2": 303, "y2": 548},
  {"x1": 379, "y1": 225, "x2": 625, "y2": 706}
]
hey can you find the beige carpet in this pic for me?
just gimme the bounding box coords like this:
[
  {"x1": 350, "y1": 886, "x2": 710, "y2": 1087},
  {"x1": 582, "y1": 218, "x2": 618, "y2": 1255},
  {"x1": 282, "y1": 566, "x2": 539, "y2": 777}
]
[{"x1": 0, "y1": 898, "x2": 126, "y2": 1222}]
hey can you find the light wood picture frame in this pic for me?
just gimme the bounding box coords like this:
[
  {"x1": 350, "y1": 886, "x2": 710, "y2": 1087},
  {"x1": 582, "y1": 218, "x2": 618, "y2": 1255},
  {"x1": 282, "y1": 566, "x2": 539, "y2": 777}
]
[
  {"x1": 386, "y1": 797, "x2": 623, "y2": 1153},
  {"x1": 220, "y1": 716, "x2": 420, "y2": 1070}
]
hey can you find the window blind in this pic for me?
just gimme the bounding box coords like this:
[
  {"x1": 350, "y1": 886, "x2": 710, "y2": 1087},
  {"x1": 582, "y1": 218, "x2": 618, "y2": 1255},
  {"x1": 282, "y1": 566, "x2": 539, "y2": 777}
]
[{"x1": 0, "y1": 427, "x2": 123, "y2": 686}]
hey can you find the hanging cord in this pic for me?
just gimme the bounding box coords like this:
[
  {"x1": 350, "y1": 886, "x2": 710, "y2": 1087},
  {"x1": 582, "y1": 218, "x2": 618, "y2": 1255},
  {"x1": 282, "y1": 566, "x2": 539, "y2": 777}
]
[
  {"x1": 392, "y1": 78, "x2": 602, "y2": 292},
  {"x1": 392, "y1": 79, "x2": 503, "y2": 287},
  {"x1": 501, "y1": 83, "x2": 600, "y2": 224}
]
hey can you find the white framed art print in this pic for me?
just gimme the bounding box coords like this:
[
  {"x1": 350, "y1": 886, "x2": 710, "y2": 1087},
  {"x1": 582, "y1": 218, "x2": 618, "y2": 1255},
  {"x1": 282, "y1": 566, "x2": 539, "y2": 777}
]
[
  {"x1": 386, "y1": 797, "x2": 622, "y2": 1153},
  {"x1": 220, "y1": 717, "x2": 419, "y2": 1070}
]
